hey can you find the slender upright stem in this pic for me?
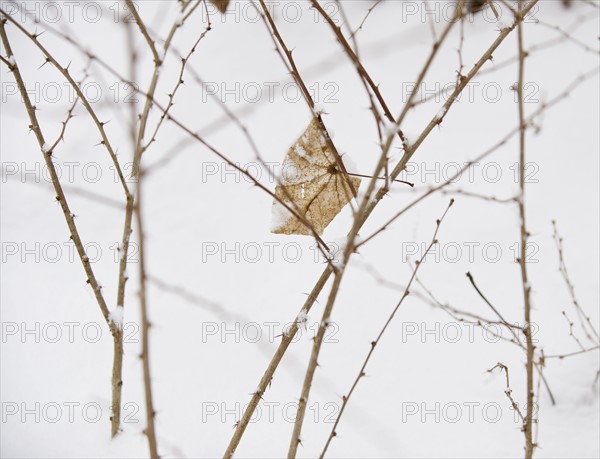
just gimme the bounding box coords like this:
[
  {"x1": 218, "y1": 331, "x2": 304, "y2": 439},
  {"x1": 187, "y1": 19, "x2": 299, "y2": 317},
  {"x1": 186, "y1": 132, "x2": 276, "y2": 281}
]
[
  {"x1": 134, "y1": 171, "x2": 158, "y2": 459},
  {"x1": 516, "y1": 2, "x2": 536, "y2": 457}
]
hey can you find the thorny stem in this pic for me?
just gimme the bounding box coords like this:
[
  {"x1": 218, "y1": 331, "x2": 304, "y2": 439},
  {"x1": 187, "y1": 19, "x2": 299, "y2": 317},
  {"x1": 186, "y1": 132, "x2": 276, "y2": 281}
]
[
  {"x1": 135, "y1": 170, "x2": 158, "y2": 459},
  {"x1": 177, "y1": 72, "x2": 337, "y2": 269},
  {"x1": 257, "y1": 0, "x2": 358, "y2": 201},
  {"x1": 0, "y1": 16, "x2": 124, "y2": 436},
  {"x1": 320, "y1": 201, "x2": 454, "y2": 457},
  {"x1": 466, "y1": 272, "x2": 556, "y2": 406},
  {"x1": 516, "y1": 2, "x2": 536, "y2": 457},
  {"x1": 488, "y1": 363, "x2": 526, "y2": 423},
  {"x1": 310, "y1": 0, "x2": 409, "y2": 150},
  {"x1": 0, "y1": 12, "x2": 130, "y2": 195},
  {"x1": 1, "y1": 8, "x2": 134, "y2": 437},
  {"x1": 108, "y1": 20, "x2": 138, "y2": 439},
  {"x1": 0, "y1": 6, "x2": 411, "y2": 258},
  {"x1": 288, "y1": 269, "x2": 344, "y2": 458},
  {"x1": 125, "y1": 3, "x2": 174, "y2": 455},
  {"x1": 360, "y1": 66, "x2": 597, "y2": 247},
  {"x1": 223, "y1": 2, "x2": 539, "y2": 456}
]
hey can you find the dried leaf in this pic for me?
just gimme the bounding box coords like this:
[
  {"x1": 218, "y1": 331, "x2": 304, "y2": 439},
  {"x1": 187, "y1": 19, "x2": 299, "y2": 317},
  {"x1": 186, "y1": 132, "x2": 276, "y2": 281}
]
[
  {"x1": 466, "y1": 0, "x2": 486, "y2": 13},
  {"x1": 209, "y1": 0, "x2": 230, "y2": 13},
  {"x1": 271, "y1": 118, "x2": 361, "y2": 236}
]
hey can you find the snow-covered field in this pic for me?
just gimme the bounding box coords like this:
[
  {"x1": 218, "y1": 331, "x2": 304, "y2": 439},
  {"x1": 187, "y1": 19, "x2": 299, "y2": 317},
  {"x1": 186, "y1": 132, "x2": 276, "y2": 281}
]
[{"x1": 1, "y1": 1, "x2": 598, "y2": 457}]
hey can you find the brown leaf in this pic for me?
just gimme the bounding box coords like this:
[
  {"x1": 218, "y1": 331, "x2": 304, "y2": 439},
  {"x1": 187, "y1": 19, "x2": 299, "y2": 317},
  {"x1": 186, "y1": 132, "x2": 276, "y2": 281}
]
[
  {"x1": 466, "y1": 0, "x2": 486, "y2": 13},
  {"x1": 209, "y1": 0, "x2": 230, "y2": 13},
  {"x1": 271, "y1": 118, "x2": 361, "y2": 236}
]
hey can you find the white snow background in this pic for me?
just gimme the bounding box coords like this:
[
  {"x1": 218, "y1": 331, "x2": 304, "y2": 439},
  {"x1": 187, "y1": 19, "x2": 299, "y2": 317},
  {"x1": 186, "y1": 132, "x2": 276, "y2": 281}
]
[{"x1": 1, "y1": 1, "x2": 599, "y2": 457}]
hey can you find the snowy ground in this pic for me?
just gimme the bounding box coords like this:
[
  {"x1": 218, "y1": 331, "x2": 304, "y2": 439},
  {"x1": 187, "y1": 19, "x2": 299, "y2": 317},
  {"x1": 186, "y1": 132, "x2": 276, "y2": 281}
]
[{"x1": 1, "y1": 1, "x2": 599, "y2": 457}]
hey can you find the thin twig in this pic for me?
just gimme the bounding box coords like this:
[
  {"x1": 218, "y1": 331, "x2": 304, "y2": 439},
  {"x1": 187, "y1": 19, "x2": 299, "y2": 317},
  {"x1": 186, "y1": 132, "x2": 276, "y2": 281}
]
[
  {"x1": 425, "y1": 273, "x2": 556, "y2": 405},
  {"x1": 562, "y1": 311, "x2": 586, "y2": 351},
  {"x1": 466, "y1": 271, "x2": 522, "y2": 344},
  {"x1": 121, "y1": 3, "x2": 203, "y2": 453},
  {"x1": 544, "y1": 346, "x2": 600, "y2": 360},
  {"x1": 349, "y1": 0, "x2": 383, "y2": 40},
  {"x1": 257, "y1": 0, "x2": 359, "y2": 202},
  {"x1": 488, "y1": 363, "x2": 525, "y2": 423},
  {"x1": 0, "y1": 13, "x2": 131, "y2": 197},
  {"x1": 361, "y1": 57, "x2": 591, "y2": 248},
  {"x1": 223, "y1": 3, "x2": 541, "y2": 455},
  {"x1": 169, "y1": 55, "x2": 337, "y2": 267},
  {"x1": 0, "y1": 21, "x2": 124, "y2": 439},
  {"x1": 320, "y1": 200, "x2": 454, "y2": 457},
  {"x1": 0, "y1": 7, "x2": 333, "y2": 254},
  {"x1": 442, "y1": 188, "x2": 518, "y2": 203},
  {"x1": 125, "y1": 0, "x2": 160, "y2": 65},
  {"x1": 552, "y1": 220, "x2": 600, "y2": 343},
  {"x1": 311, "y1": 0, "x2": 409, "y2": 151}
]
